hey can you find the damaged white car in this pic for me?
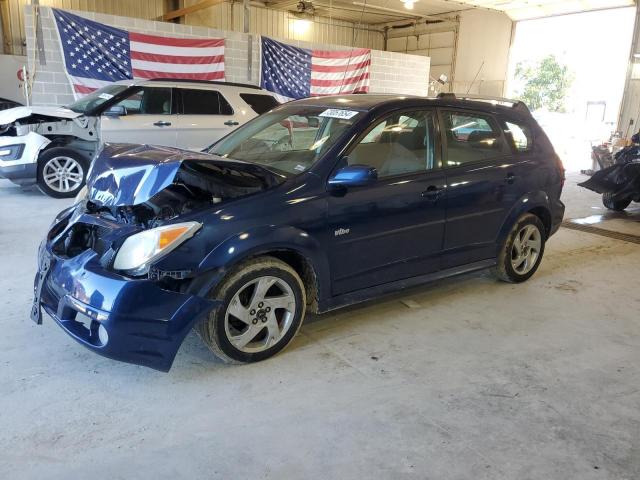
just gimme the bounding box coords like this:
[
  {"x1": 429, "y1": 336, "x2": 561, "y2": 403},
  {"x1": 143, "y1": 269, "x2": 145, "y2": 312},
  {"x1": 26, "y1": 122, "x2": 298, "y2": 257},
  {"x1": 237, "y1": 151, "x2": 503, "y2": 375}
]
[{"x1": 0, "y1": 79, "x2": 279, "y2": 198}]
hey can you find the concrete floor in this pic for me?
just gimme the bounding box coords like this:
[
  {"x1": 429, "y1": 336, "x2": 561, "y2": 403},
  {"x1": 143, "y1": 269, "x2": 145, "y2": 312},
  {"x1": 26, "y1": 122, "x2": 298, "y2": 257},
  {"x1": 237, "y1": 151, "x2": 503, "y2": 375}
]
[{"x1": 1, "y1": 173, "x2": 639, "y2": 479}]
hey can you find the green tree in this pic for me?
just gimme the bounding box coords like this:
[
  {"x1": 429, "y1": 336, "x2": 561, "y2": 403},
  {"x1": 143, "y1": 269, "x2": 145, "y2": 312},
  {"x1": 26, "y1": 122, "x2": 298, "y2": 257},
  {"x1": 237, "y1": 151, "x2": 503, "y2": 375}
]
[{"x1": 514, "y1": 55, "x2": 573, "y2": 112}]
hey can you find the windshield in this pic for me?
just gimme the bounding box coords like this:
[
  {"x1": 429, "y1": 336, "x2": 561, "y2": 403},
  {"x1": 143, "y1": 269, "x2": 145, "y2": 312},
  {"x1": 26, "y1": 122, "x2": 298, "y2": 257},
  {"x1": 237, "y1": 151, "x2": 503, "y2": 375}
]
[
  {"x1": 65, "y1": 84, "x2": 130, "y2": 114},
  {"x1": 207, "y1": 105, "x2": 361, "y2": 175}
]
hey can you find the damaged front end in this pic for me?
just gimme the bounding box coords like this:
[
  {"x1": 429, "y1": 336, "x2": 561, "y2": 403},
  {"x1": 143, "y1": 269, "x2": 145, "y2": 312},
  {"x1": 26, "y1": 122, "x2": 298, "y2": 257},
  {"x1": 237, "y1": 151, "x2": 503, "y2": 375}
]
[
  {"x1": 579, "y1": 144, "x2": 640, "y2": 208},
  {"x1": 33, "y1": 143, "x2": 285, "y2": 370},
  {"x1": 0, "y1": 106, "x2": 98, "y2": 186}
]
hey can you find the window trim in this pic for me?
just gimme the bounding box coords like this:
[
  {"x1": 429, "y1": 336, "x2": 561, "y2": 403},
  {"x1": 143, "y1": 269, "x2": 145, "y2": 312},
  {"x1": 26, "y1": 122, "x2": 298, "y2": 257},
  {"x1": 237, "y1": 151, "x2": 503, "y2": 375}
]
[
  {"x1": 176, "y1": 87, "x2": 235, "y2": 116},
  {"x1": 329, "y1": 107, "x2": 443, "y2": 184},
  {"x1": 437, "y1": 108, "x2": 511, "y2": 169}
]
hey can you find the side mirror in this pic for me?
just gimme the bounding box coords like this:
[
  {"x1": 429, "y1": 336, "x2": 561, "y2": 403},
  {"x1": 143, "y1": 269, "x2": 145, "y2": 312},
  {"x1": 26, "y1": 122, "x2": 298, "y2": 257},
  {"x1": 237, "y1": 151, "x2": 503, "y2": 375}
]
[
  {"x1": 104, "y1": 105, "x2": 126, "y2": 117},
  {"x1": 328, "y1": 164, "x2": 378, "y2": 188},
  {"x1": 307, "y1": 116, "x2": 320, "y2": 128}
]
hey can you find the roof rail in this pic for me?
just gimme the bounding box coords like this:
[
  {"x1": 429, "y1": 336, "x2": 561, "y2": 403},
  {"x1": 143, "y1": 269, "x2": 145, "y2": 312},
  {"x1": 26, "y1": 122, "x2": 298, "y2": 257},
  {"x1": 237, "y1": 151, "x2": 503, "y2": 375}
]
[
  {"x1": 144, "y1": 78, "x2": 262, "y2": 90},
  {"x1": 437, "y1": 92, "x2": 531, "y2": 115}
]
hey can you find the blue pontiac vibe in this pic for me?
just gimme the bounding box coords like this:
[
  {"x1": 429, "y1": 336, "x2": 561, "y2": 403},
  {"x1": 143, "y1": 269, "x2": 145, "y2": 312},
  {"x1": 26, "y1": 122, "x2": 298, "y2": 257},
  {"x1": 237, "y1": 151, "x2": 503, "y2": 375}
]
[{"x1": 32, "y1": 94, "x2": 565, "y2": 371}]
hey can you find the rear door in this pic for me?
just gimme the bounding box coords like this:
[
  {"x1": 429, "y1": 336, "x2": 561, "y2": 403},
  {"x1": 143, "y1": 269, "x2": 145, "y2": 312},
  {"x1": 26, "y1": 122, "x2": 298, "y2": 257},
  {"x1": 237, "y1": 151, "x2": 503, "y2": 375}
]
[
  {"x1": 100, "y1": 86, "x2": 178, "y2": 147},
  {"x1": 174, "y1": 88, "x2": 239, "y2": 151},
  {"x1": 438, "y1": 109, "x2": 523, "y2": 268},
  {"x1": 327, "y1": 109, "x2": 447, "y2": 295}
]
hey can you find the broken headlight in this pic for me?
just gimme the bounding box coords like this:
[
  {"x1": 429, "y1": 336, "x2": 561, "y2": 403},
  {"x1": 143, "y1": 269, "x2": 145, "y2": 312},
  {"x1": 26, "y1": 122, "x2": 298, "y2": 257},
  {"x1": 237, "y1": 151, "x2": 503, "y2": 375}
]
[
  {"x1": 74, "y1": 185, "x2": 88, "y2": 204},
  {"x1": 113, "y1": 222, "x2": 201, "y2": 276},
  {"x1": 0, "y1": 144, "x2": 25, "y2": 160}
]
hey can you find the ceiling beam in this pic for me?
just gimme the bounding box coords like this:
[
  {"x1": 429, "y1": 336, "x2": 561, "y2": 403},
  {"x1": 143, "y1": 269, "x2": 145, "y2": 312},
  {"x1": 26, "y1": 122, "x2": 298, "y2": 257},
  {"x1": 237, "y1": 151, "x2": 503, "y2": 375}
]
[
  {"x1": 351, "y1": 1, "x2": 450, "y2": 20},
  {"x1": 313, "y1": 0, "x2": 416, "y2": 18},
  {"x1": 162, "y1": 0, "x2": 225, "y2": 21}
]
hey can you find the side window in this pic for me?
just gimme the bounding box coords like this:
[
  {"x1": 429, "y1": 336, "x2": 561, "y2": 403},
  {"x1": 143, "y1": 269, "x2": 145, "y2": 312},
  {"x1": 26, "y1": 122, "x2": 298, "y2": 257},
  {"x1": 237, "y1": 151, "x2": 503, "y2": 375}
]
[
  {"x1": 239, "y1": 93, "x2": 279, "y2": 114},
  {"x1": 442, "y1": 111, "x2": 508, "y2": 166},
  {"x1": 181, "y1": 89, "x2": 233, "y2": 115},
  {"x1": 348, "y1": 110, "x2": 437, "y2": 178},
  {"x1": 113, "y1": 87, "x2": 172, "y2": 115},
  {"x1": 504, "y1": 121, "x2": 532, "y2": 152}
]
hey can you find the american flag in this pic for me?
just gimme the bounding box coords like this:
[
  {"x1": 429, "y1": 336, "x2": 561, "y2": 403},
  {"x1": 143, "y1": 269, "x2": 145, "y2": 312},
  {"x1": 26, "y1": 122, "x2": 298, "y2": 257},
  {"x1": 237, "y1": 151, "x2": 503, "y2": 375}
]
[
  {"x1": 261, "y1": 37, "x2": 370, "y2": 102},
  {"x1": 52, "y1": 9, "x2": 225, "y2": 96}
]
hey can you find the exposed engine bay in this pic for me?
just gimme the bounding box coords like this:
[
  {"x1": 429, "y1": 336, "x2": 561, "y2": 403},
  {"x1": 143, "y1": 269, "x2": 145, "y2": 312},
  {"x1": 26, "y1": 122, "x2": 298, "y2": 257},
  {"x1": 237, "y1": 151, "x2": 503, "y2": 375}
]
[
  {"x1": 0, "y1": 106, "x2": 99, "y2": 188},
  {"x1": 49, "y1": 145, "x2": 284, "y2": 262},
  {"x1": 86, "y1": 158, "x2": 277, "y2": 227}
]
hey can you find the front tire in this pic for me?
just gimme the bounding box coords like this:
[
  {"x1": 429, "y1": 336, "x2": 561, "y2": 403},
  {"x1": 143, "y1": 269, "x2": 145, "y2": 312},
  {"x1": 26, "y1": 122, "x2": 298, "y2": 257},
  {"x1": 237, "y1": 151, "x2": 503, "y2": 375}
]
[
  {"x1": 37, "y1": 147, "x2": 88, "y2": 198},
  {"x1": 493, "y1": 213, "x2": 546, "y2": 283},
  {"x1": 197, "y1": 256, "x2": 306, "y2": 363},
  {"x1": 602, "y1": 192, "x2": 631, "y2": 211}
]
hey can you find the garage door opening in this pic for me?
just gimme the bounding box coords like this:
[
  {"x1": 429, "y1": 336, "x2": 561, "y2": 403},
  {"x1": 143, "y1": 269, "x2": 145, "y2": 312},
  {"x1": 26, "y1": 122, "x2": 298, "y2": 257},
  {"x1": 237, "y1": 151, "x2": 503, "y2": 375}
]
[{"x1": 506, "y1": 8, "x2": 635, "y2": 172}]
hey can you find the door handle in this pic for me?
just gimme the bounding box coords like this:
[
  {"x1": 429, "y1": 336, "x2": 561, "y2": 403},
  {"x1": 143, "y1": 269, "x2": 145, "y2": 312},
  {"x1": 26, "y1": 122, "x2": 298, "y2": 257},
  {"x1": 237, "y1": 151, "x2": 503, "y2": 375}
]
[
  {"x1": 421, "y1": 185, "x2": 443, "y2": 201},
  {"x1": 505, "y1": 173, "x2": 517, "y2": 184},
  {"x1": 153, "y1": 120, "x2": 172, "y2": 127},
  {"x1": 224, "y1": 120, "x2": 240, "y2": 126}
]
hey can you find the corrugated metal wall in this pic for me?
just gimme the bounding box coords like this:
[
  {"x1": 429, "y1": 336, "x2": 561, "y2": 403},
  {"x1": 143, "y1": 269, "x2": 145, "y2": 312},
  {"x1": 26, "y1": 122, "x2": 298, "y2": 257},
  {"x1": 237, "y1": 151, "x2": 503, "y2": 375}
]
[
  {"x1": 185, "y1": 2, "x2": 384, "y2": 50},
  {"x1": 3, "y1": 0, "x2": 168, "y2": 55},
  {"x1": 2, "y1": 0, "x2": 384, "y2": 55}
]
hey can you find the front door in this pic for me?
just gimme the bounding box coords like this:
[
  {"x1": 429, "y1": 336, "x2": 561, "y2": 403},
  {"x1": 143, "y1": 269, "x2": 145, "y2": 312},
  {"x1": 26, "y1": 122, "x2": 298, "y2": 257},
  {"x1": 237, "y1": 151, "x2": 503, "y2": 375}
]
[
  {"x1": 100, "y1": 86, "x2": 178, "y2": 147},
  {"x1": 438, "y1": 109, "x2": 522, "y2": 268},
  {"x1": 328, "y1": 109, "x2": 446, "y2": 296}
]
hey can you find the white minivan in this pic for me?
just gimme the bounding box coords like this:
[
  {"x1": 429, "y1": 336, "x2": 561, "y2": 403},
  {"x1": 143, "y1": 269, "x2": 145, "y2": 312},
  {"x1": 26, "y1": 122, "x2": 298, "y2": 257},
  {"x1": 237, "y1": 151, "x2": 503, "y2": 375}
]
[{"x1": 0, "y1": 79, "x2": 279, "y2": 197}]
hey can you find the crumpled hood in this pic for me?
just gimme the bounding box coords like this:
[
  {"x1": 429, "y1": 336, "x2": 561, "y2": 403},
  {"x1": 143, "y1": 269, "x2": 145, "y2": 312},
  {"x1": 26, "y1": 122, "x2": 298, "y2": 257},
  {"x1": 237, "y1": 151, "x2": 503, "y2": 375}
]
[
  {"x1": 0, "y1": 105, "x2": 81, "y2": 125},
  {"x1": 87, "y1": 143, "x2": 285, "y2": 207}
]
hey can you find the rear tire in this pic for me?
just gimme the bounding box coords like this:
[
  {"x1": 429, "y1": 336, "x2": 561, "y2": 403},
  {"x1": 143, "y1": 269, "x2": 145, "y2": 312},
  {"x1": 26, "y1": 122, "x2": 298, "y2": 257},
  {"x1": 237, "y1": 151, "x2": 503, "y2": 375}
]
[
  {"x1": 196, "y1": 256, "x2": 306, "y2": 364},
  {"x1": 37, "y1": 147, "x2": 88, "y2": 199},
  {"x1": 493, "y1": 213, "x2": 546, "y2": 283},
  {"x1": 602, "y1": 192, "x2": 631, "y2": 211}
]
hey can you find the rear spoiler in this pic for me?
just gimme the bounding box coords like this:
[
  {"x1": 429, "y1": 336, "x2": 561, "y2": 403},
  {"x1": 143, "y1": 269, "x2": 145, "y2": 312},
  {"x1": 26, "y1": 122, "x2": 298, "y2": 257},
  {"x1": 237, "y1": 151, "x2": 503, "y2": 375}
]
[{"x1": 437, "y1": 93, "x2": 531, "y2": 116}]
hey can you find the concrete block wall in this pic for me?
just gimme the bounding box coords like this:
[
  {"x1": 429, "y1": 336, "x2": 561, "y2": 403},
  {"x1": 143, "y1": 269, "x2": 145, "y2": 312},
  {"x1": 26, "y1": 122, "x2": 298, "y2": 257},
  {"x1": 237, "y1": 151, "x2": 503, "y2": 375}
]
[
  {"x1": 387, "y1": 26, "x2": 457, "y2": 94},
  {"x1": 24, "y1": 5, "x2": 429, "y2": 106},
  {"x1": 370, "y1": 50, "x2": 430, "y2": 95}
]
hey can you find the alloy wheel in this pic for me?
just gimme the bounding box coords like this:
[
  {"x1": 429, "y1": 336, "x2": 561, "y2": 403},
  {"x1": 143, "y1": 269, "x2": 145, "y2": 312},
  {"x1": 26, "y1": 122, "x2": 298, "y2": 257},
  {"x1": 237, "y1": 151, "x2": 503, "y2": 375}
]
[
  {"x1": 510, "y1": 224, "x2": 542, "y2": 275},
  {"x1": 224, "y1": 275, "x2": 297, "y2": 353},
  {"x1": 42, "y1": 156, "x2": 84, "y2": 193}
]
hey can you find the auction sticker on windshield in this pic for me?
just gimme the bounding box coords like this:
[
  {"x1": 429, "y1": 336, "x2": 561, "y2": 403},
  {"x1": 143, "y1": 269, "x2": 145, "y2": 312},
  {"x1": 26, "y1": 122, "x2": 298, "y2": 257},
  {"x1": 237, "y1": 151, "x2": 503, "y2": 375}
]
[{"x1": 319, "y1": 109, "x2": 359, "y2": 120}]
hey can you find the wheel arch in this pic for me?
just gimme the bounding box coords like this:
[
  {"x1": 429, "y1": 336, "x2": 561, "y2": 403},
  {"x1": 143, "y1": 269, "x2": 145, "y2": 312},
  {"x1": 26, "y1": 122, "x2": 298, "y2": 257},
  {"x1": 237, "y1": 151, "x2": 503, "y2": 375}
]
[
  {"x1": 497, "y1": 191, "x2": 552, "y2": 249},
  {"x1": 39, "y1": 136, "x2": 96, "y2": 163},
  {"x1": 192, "y1": 225, "x2": 329, "y2": 313},
  {"x1": 526, "y1": 205, "x2": 552, "y2": 237}
]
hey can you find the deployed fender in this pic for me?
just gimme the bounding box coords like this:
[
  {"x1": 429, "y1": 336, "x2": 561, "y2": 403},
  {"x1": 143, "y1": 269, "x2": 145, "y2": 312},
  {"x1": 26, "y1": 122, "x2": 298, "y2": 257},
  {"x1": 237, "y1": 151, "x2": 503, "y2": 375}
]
[{"x1": 196, "y1": 224, "x2": 330, "y2": 302}]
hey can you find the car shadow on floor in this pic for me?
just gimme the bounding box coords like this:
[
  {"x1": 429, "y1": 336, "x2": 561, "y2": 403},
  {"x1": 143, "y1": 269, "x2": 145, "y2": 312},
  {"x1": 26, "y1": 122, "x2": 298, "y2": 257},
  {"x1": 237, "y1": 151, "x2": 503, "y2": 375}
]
[{"x1": 169, "y1": 269, "x2": 495, "y2": 375}]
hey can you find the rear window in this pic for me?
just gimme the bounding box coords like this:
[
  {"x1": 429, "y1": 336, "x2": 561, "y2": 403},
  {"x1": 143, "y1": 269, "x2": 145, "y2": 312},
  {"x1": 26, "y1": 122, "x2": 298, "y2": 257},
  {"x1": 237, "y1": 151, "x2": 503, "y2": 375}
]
[
  {"x1": 180, "y1": 89, "x2": 233, "y2": 115},
  {"x1": 239, "y1": 93, "x2": 279, "y2": 114},
  {"x1": 504, "y1": 120, "x2": 532, "y2": 152}
]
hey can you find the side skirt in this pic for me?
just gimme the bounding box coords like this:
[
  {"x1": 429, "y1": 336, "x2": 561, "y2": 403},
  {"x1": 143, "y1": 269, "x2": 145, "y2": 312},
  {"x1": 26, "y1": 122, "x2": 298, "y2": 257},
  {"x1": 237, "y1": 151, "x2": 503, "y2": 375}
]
[{"x1": 318, "y1": 258, "x2": 496, "y2": 314}]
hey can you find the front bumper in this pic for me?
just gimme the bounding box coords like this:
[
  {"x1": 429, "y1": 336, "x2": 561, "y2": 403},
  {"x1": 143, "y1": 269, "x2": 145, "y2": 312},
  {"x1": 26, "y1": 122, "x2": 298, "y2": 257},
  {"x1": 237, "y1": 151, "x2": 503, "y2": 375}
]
[
  {"x1": 33, "y1": 243, "x2": 219, "y2": 372},
  {"x1": 0, "y1": 132, "x2": 50, "y2": 185},
  {"x1": 549, "y1": 197, "x2": 565, "y2": 236},
  {"x1": 0, "y1": 162, "x2": 37, "y2": 185}
]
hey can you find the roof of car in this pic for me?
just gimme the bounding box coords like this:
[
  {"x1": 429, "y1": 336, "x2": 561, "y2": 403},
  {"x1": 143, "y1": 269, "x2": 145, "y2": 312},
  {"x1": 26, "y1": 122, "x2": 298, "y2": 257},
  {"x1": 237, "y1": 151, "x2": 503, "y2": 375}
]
[
  {"x1": 290, "y1": 94, "x2": 531, "y2": 118},
  {"x1": 113, "y1": 78, "x2": 267, "y2": 92}
]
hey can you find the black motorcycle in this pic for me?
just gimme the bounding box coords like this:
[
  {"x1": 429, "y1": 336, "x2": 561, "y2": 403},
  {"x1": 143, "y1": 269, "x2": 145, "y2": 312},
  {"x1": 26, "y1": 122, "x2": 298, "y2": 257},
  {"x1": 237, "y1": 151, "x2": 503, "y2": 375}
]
[{"x1": 580, "y1": 132, "x2": 640, "y2": 211}]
